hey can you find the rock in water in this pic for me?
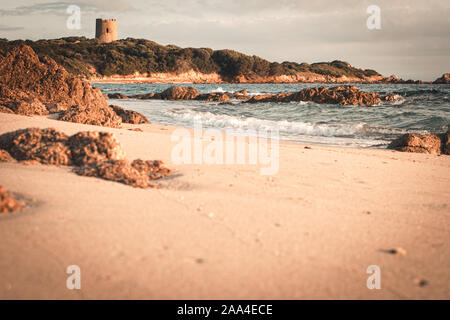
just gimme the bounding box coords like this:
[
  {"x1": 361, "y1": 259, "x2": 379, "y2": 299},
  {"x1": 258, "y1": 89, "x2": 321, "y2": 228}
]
[
  {"x1": 0, "y1": 186, "x2": 22, "y2": 214},
  {"x1": 246, "y1": 86, "x2": 384, "y2": 106},
  {"x1": 195, "y1": 93, "x2": 231, "y2": 102},
  {"x1": 68, "y1": 131, "x2": 126, "y2": 166},
  {"x1": 158, "y1": 86, "x2": 199, "y2": 100},
  {"x1": 388, "y1": 131, "x2": 447, "y2": 155},
  {"x1": 433, "y1": 73, "x2": 450, "y2": 84},
  {"x1": 107, "y1": 93, "x2": 128, "y2": 99},
  {"x1": 109, "y1": 105, "x2": 150, "y2": 124}
]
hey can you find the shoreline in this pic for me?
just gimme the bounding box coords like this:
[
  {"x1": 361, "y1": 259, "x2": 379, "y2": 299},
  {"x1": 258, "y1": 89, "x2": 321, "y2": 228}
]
[
  {"x1": 0, "y1": 112, "x2": 449, "y2": 299},
  {"x1": 89, "y1": 78, "x2": 435, "y2": 85}
]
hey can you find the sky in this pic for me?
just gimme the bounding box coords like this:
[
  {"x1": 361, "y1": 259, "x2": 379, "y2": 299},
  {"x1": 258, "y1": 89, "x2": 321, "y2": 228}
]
[{"x1": 1, "y1": 0, "x2": 449, "y2": 80}]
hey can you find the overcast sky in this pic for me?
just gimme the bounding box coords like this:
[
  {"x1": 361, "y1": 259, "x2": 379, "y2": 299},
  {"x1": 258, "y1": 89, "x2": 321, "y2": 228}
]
[{"x1": 1, "y1": 0, "x2": 449, "y2": 80}]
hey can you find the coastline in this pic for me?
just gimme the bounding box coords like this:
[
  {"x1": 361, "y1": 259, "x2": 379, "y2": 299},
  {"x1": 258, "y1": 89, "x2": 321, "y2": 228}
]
[
  {"x1": 87, "y1": 71, "x2": 392, "y2": 84},
  {"x1": 1, "y1": 112, "x2": 449, "y2": 299}
]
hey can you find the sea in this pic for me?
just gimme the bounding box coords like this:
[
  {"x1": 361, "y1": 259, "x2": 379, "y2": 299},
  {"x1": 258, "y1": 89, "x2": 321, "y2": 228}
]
[{"x1": 93, "y1": 83, "x2": 450, "y2": 148}]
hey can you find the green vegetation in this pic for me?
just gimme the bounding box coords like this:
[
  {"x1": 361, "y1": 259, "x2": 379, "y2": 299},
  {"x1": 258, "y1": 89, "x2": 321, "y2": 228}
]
[{"x1": 0, "y1": 37, "x2": 380, "y2": 80}]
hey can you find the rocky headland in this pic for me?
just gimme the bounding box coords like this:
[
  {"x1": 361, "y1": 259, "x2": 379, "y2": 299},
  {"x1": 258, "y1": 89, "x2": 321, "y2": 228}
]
[
  {"x1": 0, "y1": 44, "x2": 149, "y2": 128},
  {"x1": 3, "y1": 37, "x2": 443, "y2": 84}
]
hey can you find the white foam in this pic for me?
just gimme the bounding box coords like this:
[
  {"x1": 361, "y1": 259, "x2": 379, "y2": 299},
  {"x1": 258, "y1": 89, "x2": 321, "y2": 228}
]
[{"x1": 164, "y1": 109, "x2": 397, "y2": 141}]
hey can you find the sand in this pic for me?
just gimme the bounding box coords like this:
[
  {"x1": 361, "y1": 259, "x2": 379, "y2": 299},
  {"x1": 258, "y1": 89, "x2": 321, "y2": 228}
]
[{"x1": 0, "y1": 112, "x2": 449, "y2": 299}]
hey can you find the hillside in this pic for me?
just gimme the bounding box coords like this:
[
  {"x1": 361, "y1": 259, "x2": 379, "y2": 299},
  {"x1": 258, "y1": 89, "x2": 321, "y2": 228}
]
[{"x1": 0, "y1": 37, "x2": 382, "y2": 83}]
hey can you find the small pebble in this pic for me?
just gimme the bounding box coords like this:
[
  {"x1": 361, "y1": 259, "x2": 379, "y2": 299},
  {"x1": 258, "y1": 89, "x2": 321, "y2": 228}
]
[{"x1": 413, "y1": 278, "x2": 428, "y2": 287}]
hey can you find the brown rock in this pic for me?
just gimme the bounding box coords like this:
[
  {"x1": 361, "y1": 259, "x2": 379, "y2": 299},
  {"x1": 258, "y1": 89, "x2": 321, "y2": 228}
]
[
  {"x1": 0, "y1": 45, "x2": 109, "y2": 116},
  {"x1": 109, "y1": 105, "x2": 150, "y2": 124},
  {"x1": 158, "y1": 86, "x2": 199, "y2": 100},
  {"x1": 131, "y1": 159, "x2": 173, "y2": 180},
  {"x1": 246, "y1": 94, "x2": 276, "y2": 103},
  {"x1": 383, "y1": 94, "x2": 402, "y2": 102},
  {"x1": 0, "y1": 128, "x2": 71, "y2": 165},
  {"x1": 0, "y1": 149, "x2": 14, "y2": 162},
  {"x1": 440, "y1": 130, "x2": 450, "y2": 155},
  {"x1": 195, "y1": 93, "x2": 231, "y2": 102},
  {"x1": 45, "y1": 103, "x2": 68, "y2": 113},
  {"x1": 0, "y1": 105, "x2": 14, "y2": 114},
  {"x1": 0, "y1": 99, "x2": 48, "y2": 116},
  {"x1": 388, "y1": 133, "x2": 443, "y2": 154},
  {"x1": 107, "y1": 93, "x2": 128, "y2": 99},
  {"x1": 245, "y1": 86, "x2": 382, "y2": 106},
  {"x1": 68, "y1": 131, "x2": 126, "y2": 166},
  {"x1": 129, "y1": 93, "x2": 155, "y2": 99},
  {"x1": 73, "y1": 160, "x2": 157, "y2": 189},
  {"x1": 59, "y1": 104, "x2": 122, "y2": 128},
  {"x1": 433, "y1": 73, "x2": 450, "y2": 84},
  {"x1": 233, "y1": 89, "x2": 249, "y2": 100},
  {"x1": 0, "y1": 127, "x2": 173, "y2": 188},
  {"x1": 0, "y1": 186, "x2": 22, "y2": 214}
]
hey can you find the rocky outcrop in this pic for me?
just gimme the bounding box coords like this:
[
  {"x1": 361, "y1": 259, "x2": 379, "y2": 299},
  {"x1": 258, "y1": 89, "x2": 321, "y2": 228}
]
[
  {"x1": 107, "y1": 93, "x2": 128, "y2": 99},
  {"x1": 74, "y1": 159, "x2": 172, "y2": 189},
  {"x1": 433, "y1": 73, "x2": 450, "y2": 84},
  {"x1": 68, "y1": 131, "x2": 126, "y2": 166},
  {"x1": 0, "y1": 128, "x2": 72, "y2": 165},
  {"x1": 195, "y1": 92, "x2": 231, "y2": 102},
  {"x1": 0, "y1": 99, "x2": 48, "y2": 116},
  {"x1": 59, "y1": 104, "x2": 122, "y2": 128},
  {"x1": 109, "y1": 105, "x2": 150, "y2": 124},
  {"x1": 0, "y1": 127, "x2": 172, "y2": 188},
  {"x1": 119, "y1": 85, "x2": 389, "y2": 106},
  {"x1": 388, "y1": 130, "x2": 449, "y2": 155},
  {"x1": 246, "y1": 86, "x2": 384, "y2": 106},
  {"x1": 157, "y1": 86, "x2": 199, "y2": 100},
  {"x1": 128, "y1": 87, "x2": 250, "y2": 102},
  {"x1": 0, "y1": 45, "x2": 109, "y2": 116},
  {"x1": 128, "y1": 86, "x2": 199, "y2": 100},
  {"x1": 73, "y1": 160, "x2": 158, "y2": 188},
  {"x1": 233, "y1": 89, "x2": 249, "y2": 100},
  {"x1": 131, "y1": 159, "x2": 173, "y2": 180},
  {"x1": 0, "y1": 186, "x2": 22, "y2": 214},
  {"x1": 129, "y1": 93, "x2": 156, "y2": 99}
]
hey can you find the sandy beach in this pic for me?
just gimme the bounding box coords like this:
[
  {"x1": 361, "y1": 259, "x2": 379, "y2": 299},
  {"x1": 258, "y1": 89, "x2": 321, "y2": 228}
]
[{"x1": 0, "y1": 112, "x2": 449, "y2": 299}]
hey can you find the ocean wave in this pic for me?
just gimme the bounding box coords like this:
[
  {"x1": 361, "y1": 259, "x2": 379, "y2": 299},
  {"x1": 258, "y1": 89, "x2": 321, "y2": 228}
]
[
  {"x1": 164, "y1": 108, "x2": 406, "y2": 139},
  {"x1": 394, "y1": 89, "x2": 444, "y2": 97}
]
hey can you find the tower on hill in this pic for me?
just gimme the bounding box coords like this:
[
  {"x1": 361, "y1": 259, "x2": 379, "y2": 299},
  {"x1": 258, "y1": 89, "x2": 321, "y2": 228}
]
[{"x1": 95, "y1": 19, "x2": 118, "y2": 43}]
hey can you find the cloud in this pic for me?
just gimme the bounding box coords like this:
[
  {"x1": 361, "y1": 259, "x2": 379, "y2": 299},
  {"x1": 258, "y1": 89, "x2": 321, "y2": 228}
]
[
  {"x1": 0, "y1": 0, "x2": 448, "y2": 79},
  {"x1": 0, "y1": 0, "x2": 132, "y2": 17}
]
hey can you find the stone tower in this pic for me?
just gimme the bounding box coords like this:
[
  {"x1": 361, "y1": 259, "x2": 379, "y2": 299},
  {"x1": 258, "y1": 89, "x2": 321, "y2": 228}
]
[{"x1": 95, "y1": 19, "x2": 118, "y2": 43}]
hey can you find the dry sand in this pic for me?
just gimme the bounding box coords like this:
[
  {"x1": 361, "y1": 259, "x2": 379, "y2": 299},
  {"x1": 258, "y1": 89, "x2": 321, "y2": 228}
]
[{"x1": 0, "y1": 112, "x2": 449, "y2": 299}]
